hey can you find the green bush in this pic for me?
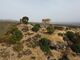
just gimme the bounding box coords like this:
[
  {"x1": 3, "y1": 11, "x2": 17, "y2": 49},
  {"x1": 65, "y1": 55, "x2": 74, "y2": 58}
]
[
  {"x1": 74, "y1": 33, "x2": 80, "y2": 44},
  {"x1": 39, "y1": 38, "x2": 51, "y2": 54},
  {"x1": 32, "y1": 24, "x2": 40, "y2": 32},
  {"x1": 65, "y1": 31, "x2": 80, "y2": 43},
  {"x1": 9, "y1": 27, "x2": 23, "y2": 44},
  {"x1": 65, "y1": 31, "x2": 76, "y2": 43},
  {"x1": 65, "y1": 31, "x2": 80, "y2": 53},
  {"x1": 47, "y1": 26, "x2": 54, "y2": 34},
  {"x1": 70, "y1": 44, "x2": 80, "y2": 53}
]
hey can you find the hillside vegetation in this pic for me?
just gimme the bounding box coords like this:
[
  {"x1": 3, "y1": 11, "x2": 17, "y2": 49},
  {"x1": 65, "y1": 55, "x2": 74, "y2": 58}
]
[{"x1": 0, "y1": 17, "x2": 80, "y2": 60}]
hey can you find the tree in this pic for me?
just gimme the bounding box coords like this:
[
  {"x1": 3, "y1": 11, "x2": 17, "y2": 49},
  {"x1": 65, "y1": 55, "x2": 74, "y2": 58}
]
[
  {"x1": 21, "y1": 16, "x2": 29, "y2": 24},
  {"x1": 32, "y1": 24, "x2": 40, "y2": 32}
]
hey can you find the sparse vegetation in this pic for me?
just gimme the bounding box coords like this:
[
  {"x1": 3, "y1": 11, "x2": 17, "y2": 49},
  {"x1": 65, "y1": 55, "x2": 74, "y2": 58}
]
[
  {"x1": 0, "y1": 18, "x2": 80, "y2": 60},
  {"x1": 0, "y1": 24, "x2": 23, "y2": 45},
  {"x1": 65, "y1": 31, "x2": 76, "y2": 43},
  {"x1": 32, "y1": 24, "x2": 40, "y2": 32},
  {"x1": 65, "y1": 31, "x2": 80, "y2": 53},
  {"x1": 70, "y1": 44, "x2": 80, "y2": 53},
  {"x1": 8, "y1": 26, "x2": 23, "y2": 44},
  {"x1": 0, "y1": 21, "x2": 17, "y2": 37},
  {"x1": 47, "y1": 25, "x2": 54, "y2": 34},
  {"x1": 39, "y1": 38, "x2": 51, "y2": 54}
]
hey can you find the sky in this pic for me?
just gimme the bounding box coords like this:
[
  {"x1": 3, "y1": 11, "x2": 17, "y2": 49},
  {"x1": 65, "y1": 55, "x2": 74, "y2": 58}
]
[{"x1": 0, "y1": 0, "x2": 80, "y2": 23}]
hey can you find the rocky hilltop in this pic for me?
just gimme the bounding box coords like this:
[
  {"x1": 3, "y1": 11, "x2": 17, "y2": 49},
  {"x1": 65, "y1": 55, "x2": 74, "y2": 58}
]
[{"x1": 0, "y1": 16, "x2": 80, "y2": 60}]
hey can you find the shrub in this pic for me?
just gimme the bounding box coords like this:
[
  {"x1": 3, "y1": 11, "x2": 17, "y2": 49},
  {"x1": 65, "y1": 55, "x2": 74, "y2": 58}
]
[
  {"x1": 65, "y1": 31, "x2": 80, "y2": 53},
  {"x1": 65, "y1": 31, "x2": 76, "y2": 43},
  {"x1": 74, "y1": 32, "x2": 80, "y2": 44},
  {"x1": 39, "y1": 38, "x2": 51, "y2": 54},
  {"x1": 70, "y1": 44, "x2": 80, "y2": 53},
  {"x1": 47, "y1": 26, "x2": 54, "y2": 34},
  {"x1": 32, "y1": 24, "x2": 40, "y2": 32},
  {"x1": 63, "y1": 36, "x2": 69, "y2": 41},
  {"x1": 9, "y1": 27, "x2": 23, "y2": 44},
  {"x1": 65, "y1": 31, "x2": 80, "y2": 44}
]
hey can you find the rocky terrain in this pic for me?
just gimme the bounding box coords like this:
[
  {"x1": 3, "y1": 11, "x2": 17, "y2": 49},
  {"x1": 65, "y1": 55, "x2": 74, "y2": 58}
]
[{"x1": 0, "y1": 17, "x2": 80, "y2": 60}]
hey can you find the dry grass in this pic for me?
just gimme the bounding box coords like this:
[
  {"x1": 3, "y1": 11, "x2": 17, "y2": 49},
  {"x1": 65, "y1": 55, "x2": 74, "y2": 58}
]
[{"x1": 0, "y1": 21, "x2": 17, "y2": 36}]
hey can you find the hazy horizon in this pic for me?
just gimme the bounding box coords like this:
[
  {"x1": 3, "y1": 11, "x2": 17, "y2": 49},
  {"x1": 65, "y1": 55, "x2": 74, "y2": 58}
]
[{"x1": 0, "y1": 0, "x2": 80, "y2": 23}]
